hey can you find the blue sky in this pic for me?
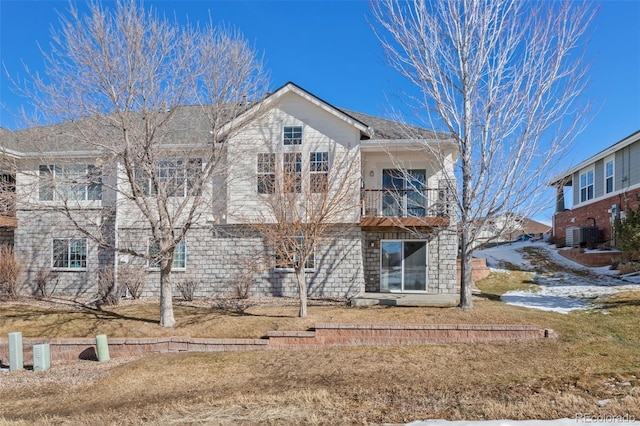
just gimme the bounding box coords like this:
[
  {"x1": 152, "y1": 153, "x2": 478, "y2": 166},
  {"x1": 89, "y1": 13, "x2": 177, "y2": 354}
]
[{"x1": 1, "y1": 0, "x2": 639, "y2": 219}]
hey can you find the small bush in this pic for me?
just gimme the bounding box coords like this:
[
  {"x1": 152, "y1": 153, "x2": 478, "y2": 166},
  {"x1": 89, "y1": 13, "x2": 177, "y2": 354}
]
[
  {"x1": 97, "y1": 267, "x2": 123, "y2": 306},
  {"x1": 176, "y1": 280, "x2": 200, "y2": 301},
  {"x1": 35, "y1": 267, "x2": 58, "y2": 298},
  {"x1": 0, "y1": 245, "x2": 22, "y2": 301},
  {"x1": 119, "y1": 266, "x2": 147, "y2": 299},
  {"x1": 615, "y1": 198, "x2": 640, "y2": 261},
  {"x1": 618, "y1": 262, "x2": 640, "y2": 275}
]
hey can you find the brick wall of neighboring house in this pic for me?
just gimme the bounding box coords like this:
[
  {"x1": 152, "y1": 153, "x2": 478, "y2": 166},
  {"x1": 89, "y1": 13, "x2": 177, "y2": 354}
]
[
  {"x1": 553, "y1": 187, "x2": 640, "y2": 245},
  {"x1": 361, "y1": 226, "x2": 458, "y2": 294}
]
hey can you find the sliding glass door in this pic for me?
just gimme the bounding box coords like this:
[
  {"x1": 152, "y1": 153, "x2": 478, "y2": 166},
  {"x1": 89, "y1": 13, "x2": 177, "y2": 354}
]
[{"x1": 380, "y1": 240, "x2": 427, "y2": 292}]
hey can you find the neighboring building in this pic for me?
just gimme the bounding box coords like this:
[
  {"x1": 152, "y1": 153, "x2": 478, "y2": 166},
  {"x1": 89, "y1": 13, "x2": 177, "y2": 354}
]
[
  {"x1": 0, "y1": 82, "x2": 459, "y2": 299},
  {"x1": 475, "y1": 213, "x2": 551, "y2": 247},
  {"x1": 550, "y1": 130, "x2": 640, "y2": 247}
]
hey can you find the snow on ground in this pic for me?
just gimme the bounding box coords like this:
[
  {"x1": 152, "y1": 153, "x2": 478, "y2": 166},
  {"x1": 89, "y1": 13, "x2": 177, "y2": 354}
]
[{"x1": 474, "y1": 241, "x2": 640, "y2": 314}]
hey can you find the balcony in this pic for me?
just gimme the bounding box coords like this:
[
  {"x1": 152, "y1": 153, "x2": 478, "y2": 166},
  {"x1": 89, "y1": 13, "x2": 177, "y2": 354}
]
[
  {"x1": 361, "y1": 188, "x2": 452, "y2": 229},
  {"x1": 0, "y1": 192, "x2": 17, "y2": 228}
]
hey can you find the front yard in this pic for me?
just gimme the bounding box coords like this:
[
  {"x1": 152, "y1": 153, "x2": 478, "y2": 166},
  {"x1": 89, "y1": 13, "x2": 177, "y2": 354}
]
[{"x1": 1, "y1": 244, "x2": 639, "y2": 424}]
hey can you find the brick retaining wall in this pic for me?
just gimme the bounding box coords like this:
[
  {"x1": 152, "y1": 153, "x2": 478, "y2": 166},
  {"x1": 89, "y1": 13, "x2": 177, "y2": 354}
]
[
  {"x1": 0, "y1": 323, "x2": 554, "y2": 364},
  {"x1": 558, "y1": 247, "x2": 623, "y2": 267}
]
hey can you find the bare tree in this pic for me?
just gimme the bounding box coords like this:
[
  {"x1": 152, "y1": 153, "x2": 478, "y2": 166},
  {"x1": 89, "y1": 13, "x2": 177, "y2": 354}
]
[
  {"x1": 372, "y1": 0, "x2": 594, "y2": 309},
  {"x1": 247, "y1": 141, "x2": 361, "y2": 318},
  {"x1": 9, "y1": 0, "x2": 268, "y2": 326}
]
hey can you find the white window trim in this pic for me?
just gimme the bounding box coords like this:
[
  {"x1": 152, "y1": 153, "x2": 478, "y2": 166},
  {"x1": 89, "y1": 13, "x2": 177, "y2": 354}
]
[
  {"x1": 148, "y1": 239, "x2": 187, "y2": 271},
  {"x1": 257, "y1": 153, "x2": 276, "y2": 195},
  {"x1": 579, "y1": 168, "x2": 594, "y2": 204},
  {"x1": 310, "y1": 151, "x2": 330, "y2": 193},
  {"x1": 274, "y1": 236, "x2": 316, "y2": 272},
  {"x1": 52, "y1": 238, "x2": 88, "y2": 271},
  {"x1": 283, "y1": 124, "x2": 303, "y2": 145},
  {"x1": 39, "y1": 164, "x2": 102, "y2": 202},
  {"x1": 604, "y1": 156, "x2": 615, "y2": 195}
]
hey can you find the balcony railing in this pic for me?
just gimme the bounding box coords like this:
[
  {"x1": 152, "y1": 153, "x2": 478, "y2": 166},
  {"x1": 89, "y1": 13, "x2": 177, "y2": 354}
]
[
  {"x1": 0, "y1": 192, "x2": 16, "y2": 218},
  {"x1": 362, "y1": 188, "x2": 452, "y2": 218}
]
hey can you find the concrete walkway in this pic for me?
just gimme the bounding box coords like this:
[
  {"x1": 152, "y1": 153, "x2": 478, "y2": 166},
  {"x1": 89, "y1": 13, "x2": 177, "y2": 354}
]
[{"x1": 350, "y1": 292, "x2": 459, "y2": 307}]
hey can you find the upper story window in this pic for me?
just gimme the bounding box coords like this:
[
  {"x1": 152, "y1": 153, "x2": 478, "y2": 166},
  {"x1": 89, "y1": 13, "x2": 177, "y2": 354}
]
[
  {"x1": 39, "y1": 164, "x2": 102, "y2": 201},
  {"x1": 605, "y1": 159, "x2": 614, "y2": 194},
  {"x1": 52, "y1": 238, "x2": 87, "y2": 270},
  {"x1": 284, "y1": 152, "x2": 302, "y2": 193},
  {"x1": 283, "y1": 125, "x2": 303, "y2": 145},
  {"x1": 257, "y1": 153, "x2": 276, "y2": 194},
  {"x1": 579, "y1": 169, "x2": 594, "y2": 203},
  {"x1": 148, "y1": 239, "x2": 186, "y2": 270},
  {"x1": 310, "y1": 152, "x2": 329, "y2": 193},
  {"x1": 135, "y1": 158, "x2": 202, "y2": 198}
]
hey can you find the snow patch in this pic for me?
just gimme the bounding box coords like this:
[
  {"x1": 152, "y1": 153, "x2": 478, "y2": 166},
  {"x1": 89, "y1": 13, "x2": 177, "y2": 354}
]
[{"x1": 474, "y1": 241, "x2": 639, "y2": 314}]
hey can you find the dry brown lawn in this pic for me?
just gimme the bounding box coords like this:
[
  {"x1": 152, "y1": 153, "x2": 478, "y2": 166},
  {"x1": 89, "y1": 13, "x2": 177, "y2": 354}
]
[{"x1": 1, "y1": 270, "x2": 639, "y2": 425}]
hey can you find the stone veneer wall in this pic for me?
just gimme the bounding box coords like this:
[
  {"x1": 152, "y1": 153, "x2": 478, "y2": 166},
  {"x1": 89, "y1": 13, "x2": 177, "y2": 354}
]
[
  {"x1": 13, "y1": 209, "x2": 105, "y2": 297},
  {"x1": 117, "y1": 225, "x2": 365, "y2": 299},
  {"x1": 0, "y1": 227, "x2": 13, "y2": 246},
  {"x1": 362, "y1": 227, "x2": 458, "y2": 293}
]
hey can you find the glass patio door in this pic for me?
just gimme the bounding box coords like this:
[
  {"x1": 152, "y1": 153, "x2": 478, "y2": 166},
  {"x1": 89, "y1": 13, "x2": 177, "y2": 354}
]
[
  {"x1": 380, "y1": 241, "x2": 427, "y2": 292},
  {"x1": 381, "y1": 169, "x2": 426, "y2": 217}
]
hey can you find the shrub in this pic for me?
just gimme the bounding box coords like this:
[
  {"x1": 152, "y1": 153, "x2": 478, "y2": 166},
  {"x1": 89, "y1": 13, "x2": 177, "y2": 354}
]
[
  {"x1": 176, "y1": 280, "x2": 200, "y2": 301},
  {"x1": 615, "y1": 198, "x2": 640, "y2": 261},
  {"x1": 118, "y1": 266, "x2": 147, "y2": 299},
  {"x1": 97, "y1": 267, "x2": 123, "y2": 306},
  {"x1": 35, "y1": 267, "x2": 59, "y2": 298},
  {"x1": 0, "y1": 245, "x2": 22, "y2": 300},
  {"x1": 618, "y1": 262, "x2": 640, "y2": 275}
]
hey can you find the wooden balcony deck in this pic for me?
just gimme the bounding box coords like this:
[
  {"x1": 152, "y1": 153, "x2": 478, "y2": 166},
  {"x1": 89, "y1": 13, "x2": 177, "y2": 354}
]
[{"x1": 361, "y1": 188, "x2": 452, "y2": 230}]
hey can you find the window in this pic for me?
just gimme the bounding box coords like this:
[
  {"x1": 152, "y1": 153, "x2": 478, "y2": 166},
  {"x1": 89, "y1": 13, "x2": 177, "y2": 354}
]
[
  {"x1": 135, "y1": 158, "x2": 202, "y2": 197},
  {"x1": 149, "y1": 240, "x2": 186, "y2": 270},
  {"x1": 275, "y1": 236, "x2": 315, "y2": 270},
  {"x1": 257, "y1": 153, "x2": 276, "y2": 194},
  {"x1": 284, "y1": 152, "x2": 302, "y2": 193},
  {"x1": 605, "y1": 159, "x2": 614, "y2": 194},
  {"x1": 283, "y1": 125, "x2": 303, "y2": 145},
  {"x1": 310, "y1": 152, "x2": 329, "y2": 193},
  {"x1": 579, "y1": 169, "x2": 594, "y2": 203},
  {"x1": 52, "y1": 238, "x2": 87, "y2": 269},
  {"x1": 39, "y1": 164, "x2": 102, "y2": 201}
]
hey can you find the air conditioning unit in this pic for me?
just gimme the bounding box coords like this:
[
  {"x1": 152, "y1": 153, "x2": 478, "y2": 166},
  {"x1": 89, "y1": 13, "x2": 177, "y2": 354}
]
[{"x1": 568, "y1": 226, "x2": 598, "y2": 247}]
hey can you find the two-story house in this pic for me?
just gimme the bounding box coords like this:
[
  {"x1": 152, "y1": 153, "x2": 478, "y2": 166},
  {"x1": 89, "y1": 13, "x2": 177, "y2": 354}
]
[
  {"x1": 550, "y1": 130, "x2": 640, "y2": 247},
  {"x1": 0, "y1": 82, "x2": 459, "y2": 300}
]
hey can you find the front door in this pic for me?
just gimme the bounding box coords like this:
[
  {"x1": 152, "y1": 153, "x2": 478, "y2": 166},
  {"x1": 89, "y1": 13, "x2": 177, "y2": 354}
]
[{"x1": 380, "y1": 240, "x2": 427, "y2": 292}]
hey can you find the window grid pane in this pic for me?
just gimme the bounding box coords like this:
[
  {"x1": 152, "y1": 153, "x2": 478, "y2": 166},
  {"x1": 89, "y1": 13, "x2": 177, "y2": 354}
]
[
  {"x1": 310, "y1": 152, "x2": 329, "y2": 193},
  {"x1": 257, "y1": 153, "x2": 276, "y2": 194},
  {"x1": 52, "y1": 238, "x2": 86, "y2": 269},
  {"x1": 284, "y1": 153, "x2": 302, "y2": 193},
  {"x1": 283, "y1": 126, "x2": 303, "y2": 145}
]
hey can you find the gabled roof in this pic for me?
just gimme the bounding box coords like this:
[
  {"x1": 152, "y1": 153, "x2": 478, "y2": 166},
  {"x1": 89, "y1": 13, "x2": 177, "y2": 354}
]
[
  {"x1": 251, "y1": 82, "x2": 374, "y2": 138},
  {"x1": 0, "y1": 81, "x2": 451, "y2": 157},
  {"x1": 550, "y1": 129, "x2": 640, "y2": 186},
  {"x1": 341, "y1": 109, "x2": 448, "y2": 141}
]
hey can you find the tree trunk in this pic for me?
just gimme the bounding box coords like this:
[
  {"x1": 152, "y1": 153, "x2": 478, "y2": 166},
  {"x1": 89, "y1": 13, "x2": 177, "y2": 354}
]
[
  {"x1": 159, "y1": 260, "x2": 176, "y2": 327},
  {"x1": 459, "y1": 227, "x2": 474, "y2": 310},
  {"x1": 296, "y1": 266, "x2": 307, "y2": 318}
]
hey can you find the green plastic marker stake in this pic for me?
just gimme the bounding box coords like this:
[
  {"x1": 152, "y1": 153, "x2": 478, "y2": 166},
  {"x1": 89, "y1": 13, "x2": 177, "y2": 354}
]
[
  {"x1": 8, "y1": 331, "x2": 23, "y2": 371},
  {"x1": 95, "y1": 334, "x2": 110, "y2": 362}
]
